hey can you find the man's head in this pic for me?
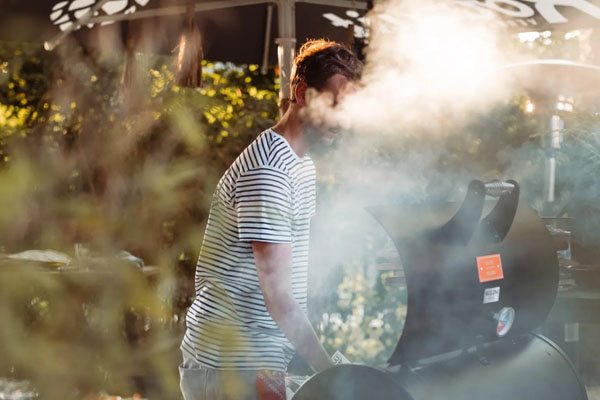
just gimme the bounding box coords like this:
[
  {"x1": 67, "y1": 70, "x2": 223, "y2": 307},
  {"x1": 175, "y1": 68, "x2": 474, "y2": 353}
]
[
  {"x1": 289, "y1": 39, "x2": 362, "y2": 145},
  {"x1": 290, "y1": 39, "x2": 362, "y2": 106}
]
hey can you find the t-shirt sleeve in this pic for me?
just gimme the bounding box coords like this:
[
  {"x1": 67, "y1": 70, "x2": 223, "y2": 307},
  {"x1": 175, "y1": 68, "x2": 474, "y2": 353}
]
[{"x1": 235, "y1": 166, "x2": 293, "y2": 243}]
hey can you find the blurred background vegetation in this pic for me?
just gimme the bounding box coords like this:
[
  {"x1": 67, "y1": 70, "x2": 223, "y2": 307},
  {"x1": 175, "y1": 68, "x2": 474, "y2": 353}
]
[
  {"x1": 0, "y1": 40, "x2": 281, "y2": 399},
  {"x1": 1, "y1": 26, "x2": 600, "y2": 399}
]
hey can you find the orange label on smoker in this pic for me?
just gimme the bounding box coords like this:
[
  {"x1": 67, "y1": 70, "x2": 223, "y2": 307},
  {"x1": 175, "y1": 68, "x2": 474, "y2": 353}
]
[{"x1": 476, "y1": 254, "x2": 504, "y2": 283}]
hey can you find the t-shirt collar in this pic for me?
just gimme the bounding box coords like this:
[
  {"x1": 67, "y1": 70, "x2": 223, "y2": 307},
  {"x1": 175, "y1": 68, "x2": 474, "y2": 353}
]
[{"x1": 268, "y1": 128, "x2": 309, "y2": 162}]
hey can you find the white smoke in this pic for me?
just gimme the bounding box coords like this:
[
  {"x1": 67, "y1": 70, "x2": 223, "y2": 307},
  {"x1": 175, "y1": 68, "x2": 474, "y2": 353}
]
[
  {"x1": 308, "y1": 0, "x2": 513, "y2": 138},
  {"x1": 306, "y1": 0, "x2": 521, "y2": 342}
]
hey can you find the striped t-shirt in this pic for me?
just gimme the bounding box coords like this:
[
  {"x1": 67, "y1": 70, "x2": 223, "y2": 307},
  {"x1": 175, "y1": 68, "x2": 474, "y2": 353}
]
[{"x1": 181, "y1": 129, "x2": 316, "y2": 371}]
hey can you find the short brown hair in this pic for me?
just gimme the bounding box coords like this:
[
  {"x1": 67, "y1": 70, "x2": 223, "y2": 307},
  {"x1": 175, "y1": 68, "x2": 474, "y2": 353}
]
[{"x1": 290, "y1": 39, "x2": 362, "y2": 102}]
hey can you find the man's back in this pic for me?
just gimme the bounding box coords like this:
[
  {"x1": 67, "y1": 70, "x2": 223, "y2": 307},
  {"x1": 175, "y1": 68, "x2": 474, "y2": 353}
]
[{"x1": 181, "y1": 129, "x2": 316, "y2": 371}]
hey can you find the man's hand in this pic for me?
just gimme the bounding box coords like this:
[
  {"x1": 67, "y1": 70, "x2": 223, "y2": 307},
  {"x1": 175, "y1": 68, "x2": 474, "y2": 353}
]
[{"x1": 252, "y1": 241, "x2": 334, "y2": 373}]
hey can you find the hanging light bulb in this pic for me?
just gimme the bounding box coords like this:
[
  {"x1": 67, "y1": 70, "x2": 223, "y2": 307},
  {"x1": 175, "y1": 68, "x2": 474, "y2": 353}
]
[{"x1": 524, "y1": 99, "x2": 535, "y2": 114}]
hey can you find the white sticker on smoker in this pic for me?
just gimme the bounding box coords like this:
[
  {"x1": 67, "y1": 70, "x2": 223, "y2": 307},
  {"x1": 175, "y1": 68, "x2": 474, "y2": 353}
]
[{"x1": 483, "y1": 287, "x2": 500, "y2": 304}]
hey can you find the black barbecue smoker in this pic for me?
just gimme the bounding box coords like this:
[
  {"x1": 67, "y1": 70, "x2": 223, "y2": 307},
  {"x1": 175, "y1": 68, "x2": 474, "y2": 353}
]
[{"x1": 293, "y1": 180, "x2": 588, "y2": 400}]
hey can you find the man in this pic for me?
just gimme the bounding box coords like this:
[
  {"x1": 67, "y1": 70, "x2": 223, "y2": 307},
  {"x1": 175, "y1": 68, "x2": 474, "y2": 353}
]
[{"x1": 180, "y1": 39, "x2": 362, "y2": 399}]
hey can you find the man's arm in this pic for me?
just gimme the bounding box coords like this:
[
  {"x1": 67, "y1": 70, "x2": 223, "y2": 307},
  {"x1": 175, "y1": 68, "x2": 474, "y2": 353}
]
[{"x1": 252, "y1": 241, "x2": 334, "y2": 373}]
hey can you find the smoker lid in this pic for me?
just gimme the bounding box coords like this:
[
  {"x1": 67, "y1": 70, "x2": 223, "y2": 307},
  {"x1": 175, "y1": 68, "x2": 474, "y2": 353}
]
[{"x1": 368, "y1": 180, "x2": 559, "y2": 365}]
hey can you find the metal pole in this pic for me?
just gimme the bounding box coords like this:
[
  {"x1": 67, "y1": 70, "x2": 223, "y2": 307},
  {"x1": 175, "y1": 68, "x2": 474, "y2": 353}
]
[
  {"x1": 543, "y1": 114, "x2": 562, "y2": 214},
  {"x1": 261, "y1": 4, "x2": 275, "y2": 75},
  {"x1": 276, "y1": 0, "x2": 296, "y2": 115}
]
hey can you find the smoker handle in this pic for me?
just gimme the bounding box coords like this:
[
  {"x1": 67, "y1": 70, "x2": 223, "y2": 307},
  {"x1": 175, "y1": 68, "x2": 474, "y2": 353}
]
[
  {"x1": 485, "y1": 180, "x2": 515, "y2": 197},
  {"x1": 478, "y1": 179, "x2": 520, "y2": 243}
]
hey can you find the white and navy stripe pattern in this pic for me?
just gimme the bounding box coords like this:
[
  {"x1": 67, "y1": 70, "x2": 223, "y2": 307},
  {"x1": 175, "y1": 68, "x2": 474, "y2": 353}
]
[{"x1": 181, "y1": 129, "x2": 316, "y2": 371}]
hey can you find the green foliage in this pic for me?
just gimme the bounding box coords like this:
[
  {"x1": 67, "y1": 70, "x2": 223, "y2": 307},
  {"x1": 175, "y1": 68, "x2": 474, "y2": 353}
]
[
  {"x1": 0, "y1": 41, "x2": 280, "y2": 398},
  {"x1": 0, "y1": 41, "x2": 279, "y2": 256},
  {"x1": 318, "y1": 265, "x2": 407, "y2": 364},
  {"x1": 550, "y1": 112, "x2": 600, "y2": 262}
]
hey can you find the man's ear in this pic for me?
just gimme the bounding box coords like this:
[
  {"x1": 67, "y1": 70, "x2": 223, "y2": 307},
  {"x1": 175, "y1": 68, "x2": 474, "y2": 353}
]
[{"x1": 294, "y1": 81, "x2": 308, "y2": 107}]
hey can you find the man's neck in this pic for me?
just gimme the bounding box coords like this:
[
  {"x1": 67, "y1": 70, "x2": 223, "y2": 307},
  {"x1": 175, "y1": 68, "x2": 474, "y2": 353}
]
[{"x1": 271, "y1": 104, "x2": 307, "y2": 158}]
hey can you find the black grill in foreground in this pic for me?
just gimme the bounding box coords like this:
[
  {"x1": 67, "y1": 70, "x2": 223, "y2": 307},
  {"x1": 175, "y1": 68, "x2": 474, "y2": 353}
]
[{"x1": 293, "y1": 180, "x2": 588, "y2": 400}]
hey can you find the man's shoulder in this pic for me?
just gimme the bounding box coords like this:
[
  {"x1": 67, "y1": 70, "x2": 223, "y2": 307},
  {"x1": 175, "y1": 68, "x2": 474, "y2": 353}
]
[
  {"x1": 224, "y1": 130, "x2": 289, "y2": 181},
  {"x1": 240, "y1": 129, "x2": 295, "y2": 172}
]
